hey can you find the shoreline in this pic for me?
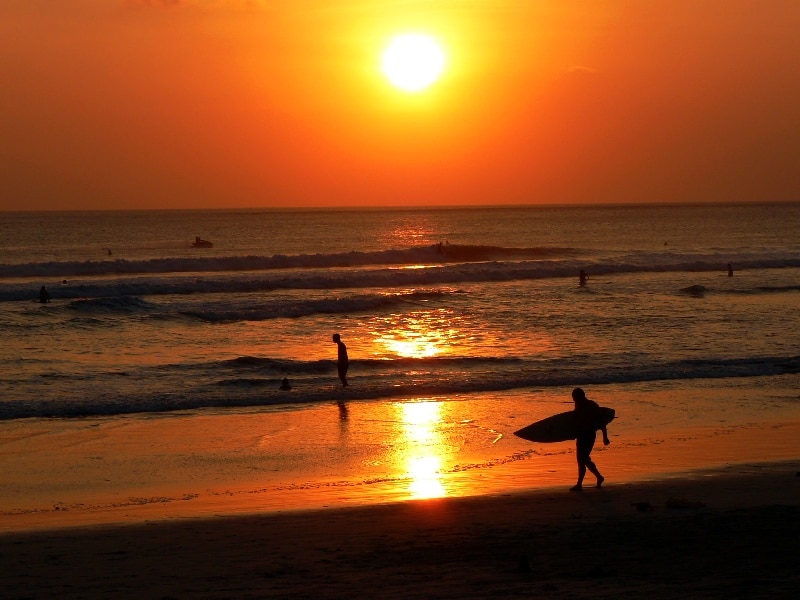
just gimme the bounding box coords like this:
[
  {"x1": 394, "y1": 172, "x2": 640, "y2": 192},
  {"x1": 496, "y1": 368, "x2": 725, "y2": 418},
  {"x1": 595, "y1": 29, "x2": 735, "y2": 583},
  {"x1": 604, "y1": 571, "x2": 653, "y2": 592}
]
[
  {"x1": 3, "y1": 408, "x2": 800, "y2": 534},
  {"x1": 2, "y1": 461, "x2": 798, "y2": 599},
  {"x1": 3, "y1": 380, "x2": 799, "y2": 598}
]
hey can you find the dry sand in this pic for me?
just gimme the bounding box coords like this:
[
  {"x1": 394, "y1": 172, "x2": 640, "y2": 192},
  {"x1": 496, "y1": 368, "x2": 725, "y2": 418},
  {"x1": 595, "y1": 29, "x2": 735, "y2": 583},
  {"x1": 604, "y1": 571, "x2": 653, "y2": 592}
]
[{"x1": 2, "y1": 461, "x2": 798, "y2": 599}]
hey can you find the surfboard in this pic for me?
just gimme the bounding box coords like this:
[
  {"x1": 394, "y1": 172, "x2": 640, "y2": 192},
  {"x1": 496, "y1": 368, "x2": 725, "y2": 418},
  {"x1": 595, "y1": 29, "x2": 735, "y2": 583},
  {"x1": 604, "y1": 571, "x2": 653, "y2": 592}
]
[{"x1": 513, "y1": 407, "x2": 615, "y2": 443}]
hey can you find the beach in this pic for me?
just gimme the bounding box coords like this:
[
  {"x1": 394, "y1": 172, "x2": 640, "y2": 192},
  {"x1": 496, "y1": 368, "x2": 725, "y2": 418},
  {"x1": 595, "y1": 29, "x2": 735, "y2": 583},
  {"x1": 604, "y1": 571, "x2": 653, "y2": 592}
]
[
  {"x1": 4, "y1": 0, "x2": 800, "y2": 593},
  {"x1": 1, "y1": 206, "x2": 798, "y2": 597},
  {"x1": 2, "y1": 459, "x2": 798, "y2": 599},
  {"x1": 3, "y1": 379, "x2": 800, "y2": 531},
  {"x1": 2, "y1": 398, "x2": 800, "y2": 599}
]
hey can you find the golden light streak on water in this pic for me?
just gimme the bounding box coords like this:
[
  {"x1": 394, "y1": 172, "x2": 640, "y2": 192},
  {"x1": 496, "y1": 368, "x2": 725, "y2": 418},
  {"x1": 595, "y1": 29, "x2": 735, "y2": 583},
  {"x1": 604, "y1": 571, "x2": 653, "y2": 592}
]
[
  {"x1": 373, "y1": 310, "x2": 463, "y2": 359},
  {"x1": 400, "y1": 401, "x2": 446, "y2": 499}
]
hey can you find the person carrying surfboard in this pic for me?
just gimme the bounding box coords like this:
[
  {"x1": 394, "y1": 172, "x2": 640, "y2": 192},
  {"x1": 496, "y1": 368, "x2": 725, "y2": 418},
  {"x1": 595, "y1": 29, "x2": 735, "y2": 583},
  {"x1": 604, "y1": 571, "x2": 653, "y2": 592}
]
[{"x1": 571, "y1": 387, "x2": 610, "y2": 491}]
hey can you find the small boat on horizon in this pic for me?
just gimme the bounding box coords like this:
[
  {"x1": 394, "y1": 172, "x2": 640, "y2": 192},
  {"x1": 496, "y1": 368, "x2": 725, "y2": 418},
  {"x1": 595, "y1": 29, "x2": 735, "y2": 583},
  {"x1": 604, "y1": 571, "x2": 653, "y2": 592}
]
[{"x1": 192, "y1": 236, "x2": 213, "y2": 248}]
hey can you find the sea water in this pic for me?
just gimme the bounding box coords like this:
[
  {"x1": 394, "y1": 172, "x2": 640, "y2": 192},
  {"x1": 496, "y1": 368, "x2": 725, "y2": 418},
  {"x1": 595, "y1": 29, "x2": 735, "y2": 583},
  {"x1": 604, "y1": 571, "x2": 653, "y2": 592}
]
[
  {"x1": 1, "y1": 203, "x2": 798, "y2": 420},
  {"x1": 1, "y1": 203, "x2": 800, "y2": 515}
]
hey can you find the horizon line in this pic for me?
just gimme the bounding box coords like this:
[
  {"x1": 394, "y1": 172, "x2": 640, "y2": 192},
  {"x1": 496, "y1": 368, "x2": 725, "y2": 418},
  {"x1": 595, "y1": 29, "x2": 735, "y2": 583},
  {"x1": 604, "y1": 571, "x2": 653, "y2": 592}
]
[{"x1": 2, "y1": 199, "x2": 798, "y2": 214}]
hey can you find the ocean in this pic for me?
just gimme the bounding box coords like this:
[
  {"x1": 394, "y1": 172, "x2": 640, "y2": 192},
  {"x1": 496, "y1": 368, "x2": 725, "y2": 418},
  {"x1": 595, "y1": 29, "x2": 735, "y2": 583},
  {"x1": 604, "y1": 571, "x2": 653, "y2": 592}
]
[
  {"x1": 2, "y1": 203, "x2": 800, "y2": 517},
  {"x1": 1, "y1": 203, "x2": 799, "y2": 421}
]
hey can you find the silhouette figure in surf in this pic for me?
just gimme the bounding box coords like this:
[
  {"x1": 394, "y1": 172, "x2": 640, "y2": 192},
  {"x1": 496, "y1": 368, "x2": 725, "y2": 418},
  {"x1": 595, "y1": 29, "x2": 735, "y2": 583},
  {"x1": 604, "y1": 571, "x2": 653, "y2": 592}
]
[
  {"x1": 579, "y1": 269, "x2": 589, "y2": 287},
  {"x1": 727, "y1": 263, "x2": 733, "y2": 277},
  {"x1": 38, "y1": 286, "x2": 50, "y2": 304},
  {"x1": 332, "y1": 333, "x2": 349, "y2": 387},
  {"x1": 279, "y1": 377, "x2": 292, "y2": 391},
  {"x1": 570, "y1": 387, "x2": 610, "y2": 491}
]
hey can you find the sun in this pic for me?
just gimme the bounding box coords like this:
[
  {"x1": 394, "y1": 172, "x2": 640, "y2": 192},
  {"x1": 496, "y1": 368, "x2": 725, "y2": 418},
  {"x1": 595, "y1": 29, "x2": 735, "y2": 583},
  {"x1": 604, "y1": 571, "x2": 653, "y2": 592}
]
[{"x1": 381, "y1": 34, "x2": 445, "y2": 93}]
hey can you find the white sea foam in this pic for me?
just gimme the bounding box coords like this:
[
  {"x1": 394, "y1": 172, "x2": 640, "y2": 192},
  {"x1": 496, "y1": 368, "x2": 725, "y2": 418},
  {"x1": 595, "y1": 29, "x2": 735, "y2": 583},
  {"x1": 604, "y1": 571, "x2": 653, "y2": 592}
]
[
  {"x1": 1, "y1": 246, "x2": 798, "y2": 302},
  {"x1": 1, "y1": 353, "x2": 797, "y2": 419}
]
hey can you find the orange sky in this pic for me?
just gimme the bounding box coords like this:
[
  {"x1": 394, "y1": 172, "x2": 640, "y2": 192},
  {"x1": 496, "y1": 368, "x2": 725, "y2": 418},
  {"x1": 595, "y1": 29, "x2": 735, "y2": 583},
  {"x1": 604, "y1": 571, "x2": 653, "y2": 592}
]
[{"x1": 1, "y1": 0, "x2": 798, "y2": 210}]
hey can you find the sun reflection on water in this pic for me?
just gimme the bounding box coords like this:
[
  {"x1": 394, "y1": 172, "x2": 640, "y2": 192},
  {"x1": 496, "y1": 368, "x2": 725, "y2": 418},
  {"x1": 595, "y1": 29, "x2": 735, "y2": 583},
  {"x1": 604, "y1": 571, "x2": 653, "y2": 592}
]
[
  {"x1": 374, "y1": 303, "x2": 468, "y2": 499},
  {"x1": 401, "y1": 401, "x2": 446, "y2": 499},
  {"x1": 374, "y1": 309, "x2": 464, "y2": 359},
  {"x1": 407, "y1": 455, "x2": 445, "y2": 499}
]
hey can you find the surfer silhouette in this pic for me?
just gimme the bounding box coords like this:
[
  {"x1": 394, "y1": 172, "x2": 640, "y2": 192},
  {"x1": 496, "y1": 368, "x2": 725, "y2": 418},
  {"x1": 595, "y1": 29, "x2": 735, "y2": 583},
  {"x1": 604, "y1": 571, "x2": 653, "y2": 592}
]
[
  {"x1": 332, "y1": 333, "x2": 349, "y2": 387},
  {"x1": 727, "y1": 263, "x2": 733, "y2": 277},
  {"x1": 38, "y1": 286, "x2": 50, "y2": 304},
  {"x1": 570, "y1": 387, "x2": 610, "y2": 491},
  {"x1": 579, "y1": 269, "x2": 588, "y2": 287},
  {"x1": 279, "y1": 377, "x2": 292, "y2": 391}
]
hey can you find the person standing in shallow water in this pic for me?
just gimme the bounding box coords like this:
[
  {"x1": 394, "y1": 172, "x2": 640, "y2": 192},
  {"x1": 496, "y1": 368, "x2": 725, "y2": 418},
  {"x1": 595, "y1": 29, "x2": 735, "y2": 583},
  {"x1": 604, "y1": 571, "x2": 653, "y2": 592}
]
[
  {"x1": 579, "y1": 269, "x2": 588, "y2": 287},
  {"x1": 332, "y1": 333, "x2": 349, "y2": 387},
  {"x1": 571, "y1": 387, "x2": 610, "y2": 491}
]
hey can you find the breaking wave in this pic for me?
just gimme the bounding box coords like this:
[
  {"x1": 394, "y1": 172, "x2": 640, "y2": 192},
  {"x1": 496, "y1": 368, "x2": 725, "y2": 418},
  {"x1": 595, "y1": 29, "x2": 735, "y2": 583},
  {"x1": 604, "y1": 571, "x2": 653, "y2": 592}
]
[
  {"x1": 2, "y1": 244, "x2": 799, "y2": 303},
  {"x1": 1, "y1": 353, "x2": 796, "y2": 420}
]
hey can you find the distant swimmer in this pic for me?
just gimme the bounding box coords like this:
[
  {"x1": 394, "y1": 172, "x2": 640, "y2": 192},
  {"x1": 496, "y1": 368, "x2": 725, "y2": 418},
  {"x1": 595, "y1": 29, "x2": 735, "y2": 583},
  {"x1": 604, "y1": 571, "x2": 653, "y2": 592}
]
[
  {"x1": 570, "y1": 387, "x2": 610, "y2": 491},
  {"x1": 727, "y1": 263, "x2": 733, "y2": 277},
  {"x1": 38, "y1": 286, "x2": 50, "y2": 304},
  {"x1": 279, "y1": 377, "x2": 292, "y2": 391},
  {"x1": 332, "y1": 333, "x2": 349, "y2": 387},
  {"x1": 579, "y1": 269, "x2": 589, "y2": 287}
]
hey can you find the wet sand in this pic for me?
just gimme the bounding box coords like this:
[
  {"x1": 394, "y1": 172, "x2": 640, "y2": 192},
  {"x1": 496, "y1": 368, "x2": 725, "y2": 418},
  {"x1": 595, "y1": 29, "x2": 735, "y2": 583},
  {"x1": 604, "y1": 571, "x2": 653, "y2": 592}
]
[
  {"x1": 2, "y1": 385, "x2": 799, "y2": 598},
  {"x1": 2, "y1": 461, "x2": 798, "y2": 599},
  {"x1": 2, "y1": 394, "x2": 800, "y2": 528}
]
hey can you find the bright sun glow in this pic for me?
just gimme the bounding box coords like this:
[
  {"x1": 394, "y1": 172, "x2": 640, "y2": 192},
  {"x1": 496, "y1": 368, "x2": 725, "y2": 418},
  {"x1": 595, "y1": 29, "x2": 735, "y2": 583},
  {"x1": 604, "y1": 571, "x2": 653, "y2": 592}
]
[
  {"x1": 401, "y1": 402, "x2": 446, "y2": 499},
  {"x1": 381, "y1": 34, "x2": 445, "y2": 92},
  {"x1": 374, "y1": 310, "x2": 459, "y2": 359}
]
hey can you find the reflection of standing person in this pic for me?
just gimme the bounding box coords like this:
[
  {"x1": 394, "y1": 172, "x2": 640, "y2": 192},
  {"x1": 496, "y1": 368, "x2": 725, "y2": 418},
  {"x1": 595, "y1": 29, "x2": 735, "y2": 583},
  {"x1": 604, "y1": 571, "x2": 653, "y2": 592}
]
[
  {"x1": 332, "y1": 333, "x2": 349, "y2": 387},
  {"x1": 570, "y1": 387, "x2": 610, "y2": 491},
  {"x1": 579, "y1": 269, "x2": 589, "y2": 287},
  {"x1": 39, "y1": 286, "x2": 50, "y2": 303},
  {"x1": 337, "y1": 400, "x2": 349, "y2": 421},
  {"x1": 727, "y1": 263, "x2": 733, "y2": 277}
]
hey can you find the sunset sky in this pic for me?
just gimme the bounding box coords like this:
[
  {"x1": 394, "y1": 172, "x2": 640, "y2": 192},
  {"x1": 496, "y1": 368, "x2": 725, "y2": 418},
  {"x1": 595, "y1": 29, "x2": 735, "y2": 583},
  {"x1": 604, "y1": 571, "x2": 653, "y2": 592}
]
[{"x1": 2, "y1": 0, "x2": 798, "y2": 211}]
